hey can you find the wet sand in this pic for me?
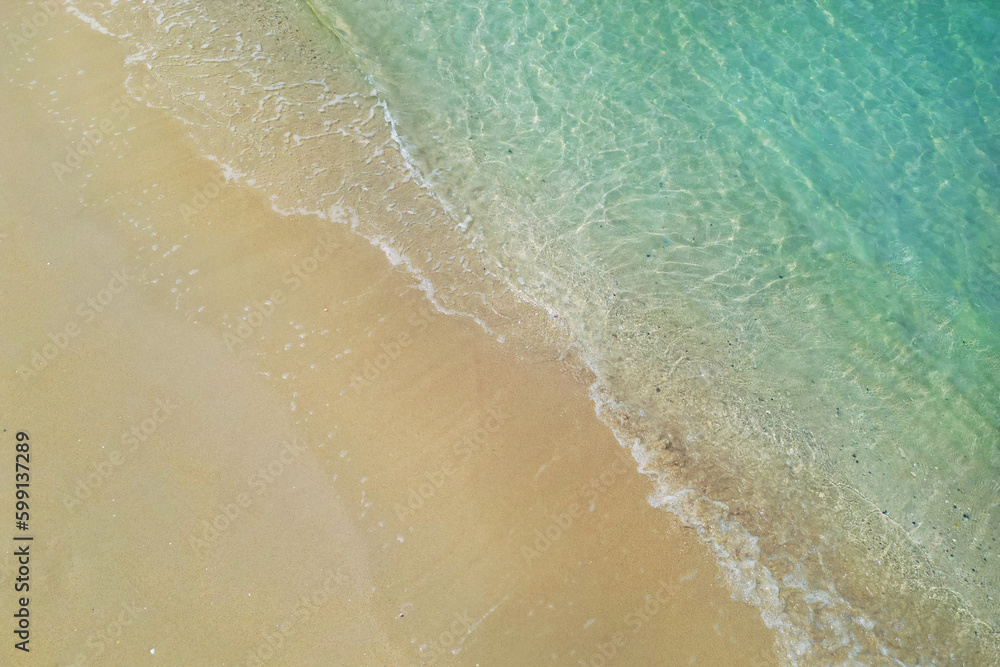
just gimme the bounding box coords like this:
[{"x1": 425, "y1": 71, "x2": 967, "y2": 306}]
[{"x1": 0, "y1": 4, "x2": 778, "y2": 665}]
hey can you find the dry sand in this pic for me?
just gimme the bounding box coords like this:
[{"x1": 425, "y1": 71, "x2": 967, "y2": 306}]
[{"x1": 0, "y1": 4, "x2": 778, "y2": 665}]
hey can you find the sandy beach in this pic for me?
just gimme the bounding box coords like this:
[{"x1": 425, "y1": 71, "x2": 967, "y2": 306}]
[{"x1": 0, "y1": 3, "x2": 779, "y2": 665}]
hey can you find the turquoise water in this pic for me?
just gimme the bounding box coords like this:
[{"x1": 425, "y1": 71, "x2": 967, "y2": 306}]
[{"x1": 308, "y1": 0, "x2": 1000, "y2": 661}]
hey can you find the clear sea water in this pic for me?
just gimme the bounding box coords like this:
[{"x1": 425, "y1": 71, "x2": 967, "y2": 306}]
[{"x1": 305, "y1": 0, "x2": 1000, "y2": 661}]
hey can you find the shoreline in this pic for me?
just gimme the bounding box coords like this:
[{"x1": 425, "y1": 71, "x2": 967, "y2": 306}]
[
  {"x1": 0, "y1": 2, "x2": 779, "y2": 665},
  {"x1": 296, "y1": 2, "x2": 1000, "y2": 661}
]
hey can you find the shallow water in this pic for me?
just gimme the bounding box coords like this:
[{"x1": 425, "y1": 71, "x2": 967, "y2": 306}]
[{"x1": 307, "y1": 0, "x2": 1000, "y2": 662}]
